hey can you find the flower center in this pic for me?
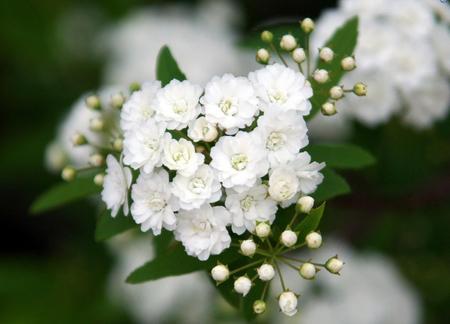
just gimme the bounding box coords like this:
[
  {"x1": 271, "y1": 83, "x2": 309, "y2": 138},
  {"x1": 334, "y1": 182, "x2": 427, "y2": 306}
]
[
  {"x1": 188, "y1": 177, "x2": 206, "y2": 194},
  {"x1": 202, "y1": 126, "x2": 211, "y2": 136},
  {"x1": 266, "y1": 131, "x2": 286, "y2": 151},
  {"x1": 278, "y1": 181, "x2": 294, "y2": 200},
  {"x1": 240, "y1": 195, "x2": 254, "y2": 212},
  {"x1": 231, "y1": 153, "x2": 248, "y2": 171},
  {"x1": 173, "y1": 99, "x2": 188, "y2": 114},
  {"x1": 145, "y1": 138, "x2": 159, "y2": 151},
  {"x1": 141, "y1": 104, "x2": 154, "y2": 118},
  {"x1": 219, "y1": 98, "x2": 238, "y2": 116},
  {"x1": 193, "y1": 219, "x2": 211, "y2": 232},
  {"x1": 172, "y1": 147, "x2": 190, "y2": 163},
  {"x1": 148, "y1": 194, "x2": 166, "y2": 212},
  {"x1": 268, "y1": 89, "x2": 287, "y2": 104}
]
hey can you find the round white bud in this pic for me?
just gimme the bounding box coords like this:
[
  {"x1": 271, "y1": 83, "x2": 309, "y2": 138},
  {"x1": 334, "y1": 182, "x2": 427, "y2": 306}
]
[
  {"x1": 326, "y1": 257, "x2": 344, "y2": 274},
  {"x1": 261, "y1": 30, "x2": 273, "y2": 43},
  {"x1": 280, "y1": 34, "x2": 297, "y2": 51},
  {"x1": 301, "y1": 18, "x2": 315, "y2": 33},
  {"x1": 256, "y1": 48, "x2": 270, "y2": 64},
  {"x1": 299, "y1": 262, "x2": 316, "y2": 280},
  {"x1": 113, "y1": 138, "x2": 123, "y2": 152},
  {"x1": 111, "y1": 93, "x2": 125, "y2": 109},
  {"x1": 278, "y1": 291, "x2": 298, "y2": 316},
  {"x1": 313, "y1": 69, "x2": 329, "y2": 83},
  {"x1": 253, "y1": 300, "x2": 266, "y2": 314},
  {"x1": 321, "y1": 101, "x2": 337, "y2": 116},
  {"x1": 330, "y1": 86, "x2": 344, "y2": 100},
  {"x1": 281, "y1": 230, "x2": 298, "y2": 247},
  {"x1": 89, "y1": 117, "x2": 104, "y2": 132},
  {"x1": 257, "y1": 264, "x2": 275, "y2": 281},
  {"x1": 319, "y1": 47, "x2": 334, "y2": 62},
  {"x1": 341, "y1": 56, "x2": 356, "y2": 71},
  {"x1": 93, "y1": 173, "x2": 104, "y2": 186},
  {"x1": 240, "y1": 239, "x2": 257, "y2": 257},
  {"x1": 89, "y1": 153, "x2": 104, "y2": 167},
  {"x1": 71, "y1": 132, "x2": 87, "y2": 146},
  {"x1": 211, "y1": 264, "x2": 229, "y2": 283},
  {"x1": 85, "y1": 95, "x2": 101, "y2": 110},
  {"x1": 305, "y1": 231, "x2": 322, "y2": 249},
  {"x1": 61, "y1": 166, "x2": 76, "y2": 182},
  {"x1": 292, "y1": 48, "x2": 306, "y2": 63},
  {"x1": 234, "y1": 276, "x2": 252, "y2": 296},
  {"x1": 353, "y1": 82, "x2": 367, "y2": 96},
  {"x1": 297, "y1": 196, "x2": 314, "y2": 213},
  {"x1": 255, "y1": 223, "x2": 271, "y2": 239}
]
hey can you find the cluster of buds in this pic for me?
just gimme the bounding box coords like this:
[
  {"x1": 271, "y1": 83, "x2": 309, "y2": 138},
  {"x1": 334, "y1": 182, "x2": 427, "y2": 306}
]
[
  {"x1": 210, "y1": 195, "x2": 344, "y2": 317},
  {"x1": 255, "y1": 18, "x2": 367, "y2": 117}
]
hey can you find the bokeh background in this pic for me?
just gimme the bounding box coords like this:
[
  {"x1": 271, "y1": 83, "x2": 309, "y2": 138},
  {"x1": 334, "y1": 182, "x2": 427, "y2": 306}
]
[{"x1": 1, "y1": 0, "x2": 449, "y2": 323}]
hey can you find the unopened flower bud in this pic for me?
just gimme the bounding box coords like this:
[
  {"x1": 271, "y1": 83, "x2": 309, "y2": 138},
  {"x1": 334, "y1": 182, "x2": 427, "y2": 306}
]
[
  {"x1": 234, "y1": 276, "x2": 252, "y2": 296},
  {"x1": 61, "y1": 166, "x2": 76, "y2": 182},
  {"x1": 71, "y1": 132, "x2": 87, "y2": 146},
  {"x1": 257, "y1": 263, "x2": 275, "y2": 281},
  {"x1": 325, "y1": 256, "x2": 344, "y2": 274},
  {"x1": 321, "y1": 101, "x2": 337, "y2": 116},
  {"x1": 281, "y1": 230, "x2": 298, "y2": 247},
  {"x1": 111, "y1": 93, "x2": 125, "y2": 109},
  {"x1": 313, "y1": 69, "x2": 329, "y2": 83},
  {"x1": 280, "y1": 34, "x2": 297, "y2": 51},
  {"x1": 195, "y1": 145, "x2": 206, "y2": 154},
  {"x1": 292, "y1": 48, "x2": 306, "y2": 63},
  {"x1": 89, "y1": 153, "x2": 104, "y2": 167},
  {"x1": 129, "y1": 82, "x2": 141, "y2": 92},
  {"x1": 113, "y1": 138, "x2": 123, "y2": 152},
  {"x1": 301, "y1": 18, "x2": 315, "y2": 33},
  {"x1": 297, "y1": 196, "x2": 314, "y2": 213},
  {"x1": 299, "y1": 262, "x2": 316, "y2": 280},
  {"x1": 261, "y1": 30, "x2": 274, "y2": 43},
  {"x1": 330, "y1": 86, "x2": 344, "y2": 100},
  {"x1": 255, "y1": 222, "x2": 271, "y2": 239},
  {"x1": 89, "y1": 117, "x2": 104, "y2": 132},
  {"x1": 319, "y1": 47, "x2": 334, "y2": 62},
  {"x1": 256, "y1": 48, "x2": 270, "y2": 64},
  {"x1": 305, "y1": 232, "x2": 322, "y2": 249},
  {"x1": 93, "y1": 173, "x2": 104, "y2": 186},
  {"x1": 240, "y1": 239, "x2": 257, "y2": 257},
  {"x1": 341, "y1": 56, "x2": 356, "y2": 71},
  {"x1": 85, "y1": 95, "x2": 101, "y2": 110},
  {"x1": 353, "y1": 82, "x2": 367, "y2": 96},
  {"x1": 253, "y1": 300, "x2": 266, "y2": 314},
  {"x1": 211, "y1": 264, "x2": 229, "y2": 283},
  {"x1": 279, "y1": 291, "x2": 298, "y2": 316}
]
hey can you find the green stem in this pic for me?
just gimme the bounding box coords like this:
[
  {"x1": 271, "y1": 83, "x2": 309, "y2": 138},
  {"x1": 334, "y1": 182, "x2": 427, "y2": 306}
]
[
  {"x1": 270, "y1": 43, "x2": 288, "y2": 67},
  {"x1": 279, "y1": 255, "x2": 324, "y2": 267},
  {"x1": 281, "y1": 242, "x2": 306, "y2": 254},
  {"x1": 277, "y1": 257, "x2": 299, "y2": 271},
  {"x1": 229, "y1": 259, "x2": 264, "y2": 276},
  {"x1": 261, "y1": 281, "x2": 270, "y2": 300},
  {"x1": 305, "y1": 33, "x2": 311, "y2": 76},
  {"x1": 273, "y1": 259, "x2": 286, "y2": 291}
]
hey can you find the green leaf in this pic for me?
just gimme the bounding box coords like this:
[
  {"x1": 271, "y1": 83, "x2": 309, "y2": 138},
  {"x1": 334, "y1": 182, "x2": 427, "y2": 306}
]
[
  {"x1": 153, "y1": 229, "x2": 174, "y2": 256},
  {"x1": 307, "y1": 16, "x2": 359, "y2": 119},
  {"x1": 308, "y1": 143, "x2": 375, "y2": 169},
  {"x1": 30, "y1": 177, "x2": 100, "y2": 214},
  {"x1": 295, "y1": 202, "x2": 326, "y2": 240},
  {"x1": 126, "y1": 245, "x2": 239, "y2": 284},
  {"x1": 156, "y1": 45, "x2": 187, "y2": 86},
  {"x1": 312, "y1": 168, "x2": 351, "y2": 202},
  {"x1": 95, "y1": 209, "x2": 136, "y2": 242}
]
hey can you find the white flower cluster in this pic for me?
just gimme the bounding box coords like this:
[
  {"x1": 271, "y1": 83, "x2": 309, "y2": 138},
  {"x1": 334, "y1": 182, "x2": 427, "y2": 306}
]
[
  {"x1": 310, "y1": 0, "x2": 450, "y2": 133},
  {"x1": 101, "y1": 63, "x2": 324, "y2": 261}
]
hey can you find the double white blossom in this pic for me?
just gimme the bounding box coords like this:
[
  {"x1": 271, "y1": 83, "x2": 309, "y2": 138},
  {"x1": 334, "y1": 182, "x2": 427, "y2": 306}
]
[
  {"x1": 202, "y1": 74, "x2": 259, "y2": 134},
  {"x1": 187, "y1": 117, "x2": 218, "y2": 142},
  {"x1": 175, "y1": 204, "x2": 231, "y2": 261},
  {"x1": 130, "y1": 169, "x2": 178, "y2": 235},
  {"x1": 163, "y1": 138, "x2": 204, "y2": 176}
]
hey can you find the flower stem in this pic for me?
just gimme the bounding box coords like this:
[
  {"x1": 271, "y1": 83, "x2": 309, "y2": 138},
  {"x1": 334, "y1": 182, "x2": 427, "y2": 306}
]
[
  {"x1": 305, "y1": 33, "x2": 311, "y2": 76},
  {"x1": 279, "y1": 254, "x2": 324, "y2": 267},
  {"x1": 270, "y1": 43, "x2": 288, "y2": 67},
  {"x1": 229, "y1": 259, "x2": 264, "y2": 276},
  {"x1": 261, "y1": 281, "x2": 270, "y2": 300},
  {"x1": 273, "y1": 259, "x2": 286, "y2": 291},
  {"x1": 277, "y1": 257, "x2": 299, "y2": 271}
]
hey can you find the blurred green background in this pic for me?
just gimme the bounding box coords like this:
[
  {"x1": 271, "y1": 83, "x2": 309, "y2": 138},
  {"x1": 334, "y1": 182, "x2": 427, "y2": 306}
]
[{"x1": 0, "y1": 0, "x2": 448, "y2": 323}]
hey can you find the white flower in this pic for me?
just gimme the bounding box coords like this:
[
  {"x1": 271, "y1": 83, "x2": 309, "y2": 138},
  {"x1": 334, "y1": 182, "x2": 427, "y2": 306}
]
[
  {"x1": 155, "y1": 80, "x2": 202, "y2": 130},
  {"x1": 268, "y1": 166, "x2": 300, "y2": 203},
  {"x1": 211, "y1": 264, "x2": 229, "y2": 283},
  {"x1": 257, "y1": 264, "x2": 275, "y2": 281},
  {"x1": 163, "y1": 138, "x2": 204, "y2": 177},
  {"x1": 187, "y1": 117, "x2": 218, "y2": 142},
  {"x1": 300, "y1": 263, "x2": 316, "y2": 280},
  {"x1": 254, "y1": 108, "x2": 308, "y2": 167},
  {"x1": 210, "y1": 131, "x2": 269, "y2": 192},
  {"x1": 225, "y1": 182, "x2": 277, "y2": 234},
  {"x1": 281, "y1": 230, "x2": 298, "y2": 247},
  {"x1": 289, "y1": 152, "x2": 325, "y2": 194},
  {"x1": 255, "y1": 222, "x2": 271, "y2": 238},
  {"x1": 101, "y1": 155, "x2": 132, "y2": 217},
  {"x1": 279, "y1": 291, "x2": 298, "y2": 316},
  {"x1": 234, "y1": 276, "x2": 252, "y2": 296},
  {"x1": 249, "y1": 64, "x2": 312, "y2": 115},
  {"x1": 305, "y1": 231, "x2": 322, "y2": 249},
  {"x1": 202, "y1": 74, "x2": 259, "y2": 134},
  {"x1": 130, "y1": 169, "x2": 178, "y2": 235},
  {"x1": 171, "y1": 164, "x2": 221, "y2": 210},
  {"x1": 123, "y1": 119, "x2": 169, "y2": 174},
  {"x1": 297, "y1": 196, "x2": 314, "y2": 213},
  {"x1": 175, "y1": 204, "x2": 231, "y2": 261},
  {"x1": 240, "y1": 239, "x2": 257, "y2": 257},
  {"x1": 120, "y1": 81, "x2": 161, "y2": 131}
]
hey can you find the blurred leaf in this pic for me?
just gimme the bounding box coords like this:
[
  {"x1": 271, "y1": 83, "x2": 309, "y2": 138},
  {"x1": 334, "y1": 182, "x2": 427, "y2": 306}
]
[
  {"x1": 238, "y1": 23, "x2": 306, "y2": 50},
  {"x1": 156, "y1": 45, "x2": 186, "y2": 86},
  {"x1": 307, "y1": 16, "x2": 359, "y2": 119},
  {"x1": 126, "y1": 245, "x2": 238, "y2": 284},
  {"x1": 30, "y1": 177, "x2": 100, "y2": 214},
  {"x1": 295, "y1": 202, "x2": 326, "y2": 240},
  {"x1": 308, "y1": 143, "x2": 375, "y2": 169},
  {"x1": 312, "y1": 168, "x2": 350, "y2": 201},
  {"x1": 95, "y1": 209, "x2": 136, "y2": 242},
  {"x1": 153, "y1": 229, "x2": 174, "y2": 256}
]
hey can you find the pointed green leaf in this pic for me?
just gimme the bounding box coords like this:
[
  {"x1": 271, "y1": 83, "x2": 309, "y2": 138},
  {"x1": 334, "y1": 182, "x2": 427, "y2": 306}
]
[
  {"x1": 312, "y1": 168, "x2": 351, "y2": 202},
  {"x1": 156, "y1": 45, "x2": 187, "y2": 86},
  {"x1": 295, "y1": 202, "x2": 326, "y2": 240},
  {"x1": 308, "y1": 143, "x2": 375, "y2": 169},
  {"x1": 95, "y1": 209, "x2": 136, "y2": 242},
  {"x1": 30, "y1": 177, "x2": 100, "y2": 214}
]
